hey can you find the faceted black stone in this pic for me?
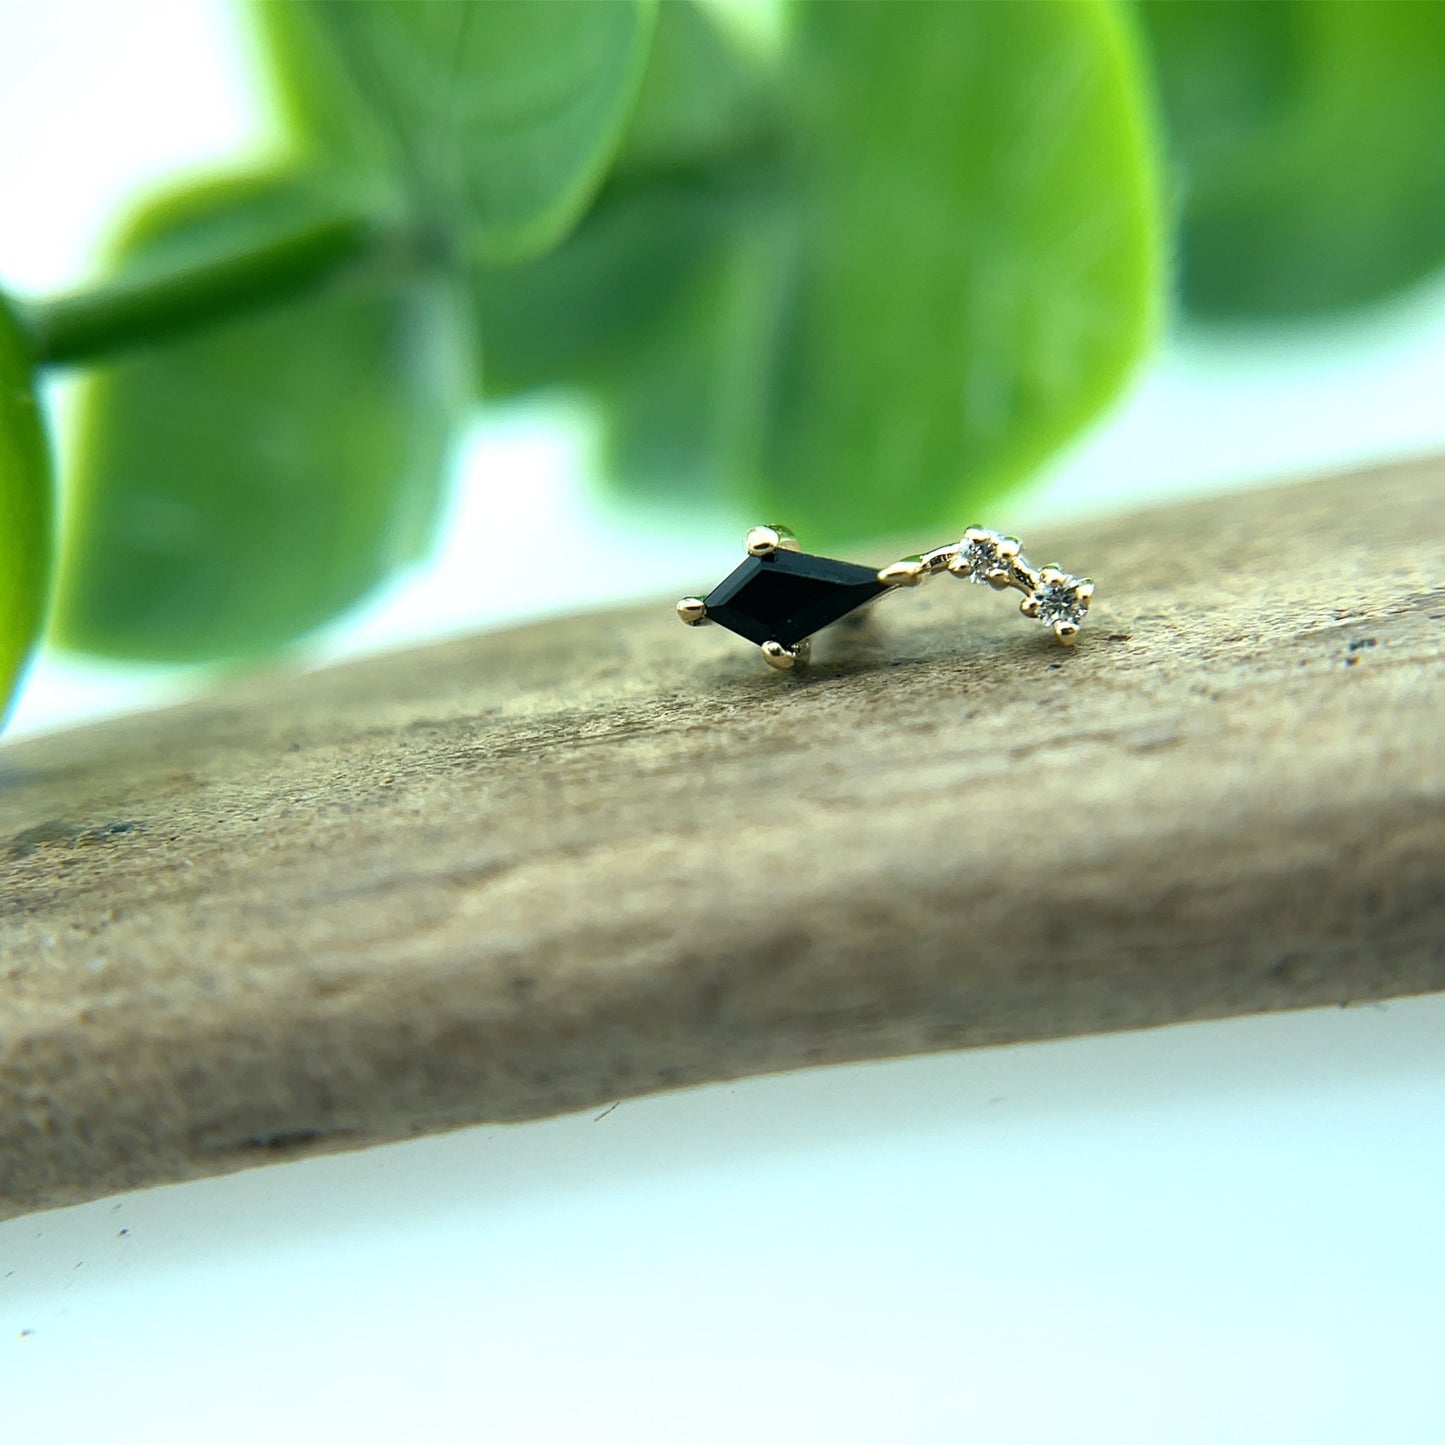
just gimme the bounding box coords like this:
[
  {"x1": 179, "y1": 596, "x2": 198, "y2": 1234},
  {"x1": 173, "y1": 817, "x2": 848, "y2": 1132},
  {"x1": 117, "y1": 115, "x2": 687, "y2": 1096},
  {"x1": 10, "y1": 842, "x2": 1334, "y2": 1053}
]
[{"x1": 702, "y1": 550, "x2": 889, "y2": 648}]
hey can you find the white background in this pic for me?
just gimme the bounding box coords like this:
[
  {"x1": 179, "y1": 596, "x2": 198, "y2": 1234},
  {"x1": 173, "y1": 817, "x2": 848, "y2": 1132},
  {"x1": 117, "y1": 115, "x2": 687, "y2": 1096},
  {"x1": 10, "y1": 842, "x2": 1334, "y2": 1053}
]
[{"x1": 2, "y1": 4, "x2": 1444, "y2": 1442}]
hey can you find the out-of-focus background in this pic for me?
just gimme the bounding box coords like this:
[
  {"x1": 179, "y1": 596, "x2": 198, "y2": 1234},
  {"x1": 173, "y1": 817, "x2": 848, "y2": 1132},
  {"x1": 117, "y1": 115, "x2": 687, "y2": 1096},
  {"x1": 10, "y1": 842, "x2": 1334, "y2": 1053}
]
[
  {"x1": 6, "y1": 0, "x2": 1445, "y2": 739},
  {"x1": 2, "y1": 5, "x2": 1444, "y2": 1442}
]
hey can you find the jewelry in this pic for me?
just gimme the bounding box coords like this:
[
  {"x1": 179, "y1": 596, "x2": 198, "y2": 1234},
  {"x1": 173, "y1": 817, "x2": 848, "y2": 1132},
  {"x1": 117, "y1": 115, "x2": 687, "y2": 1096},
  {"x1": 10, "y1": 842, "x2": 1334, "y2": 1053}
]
[{"x1": 678, "y1": 525, "x2": 1094, "y2": 671}]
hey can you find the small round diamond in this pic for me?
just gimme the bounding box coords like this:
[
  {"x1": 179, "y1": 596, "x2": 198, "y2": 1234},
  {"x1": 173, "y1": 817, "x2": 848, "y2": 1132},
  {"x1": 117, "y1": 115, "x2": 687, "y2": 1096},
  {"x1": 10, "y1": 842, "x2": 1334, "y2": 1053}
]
[
  {"x1": 1028, "y1": 572, "x2": 1091, "y2": 628},
  {"x1": 949, "y1": 530, "x2": 1018, "y2": 586}
]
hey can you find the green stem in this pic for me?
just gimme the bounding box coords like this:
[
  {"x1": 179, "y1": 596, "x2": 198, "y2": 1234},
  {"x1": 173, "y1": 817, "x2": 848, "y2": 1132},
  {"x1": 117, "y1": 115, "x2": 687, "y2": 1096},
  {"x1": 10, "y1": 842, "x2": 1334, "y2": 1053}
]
[{"x1": 26, "y1": 211, "x2": 386, "y2": 368}]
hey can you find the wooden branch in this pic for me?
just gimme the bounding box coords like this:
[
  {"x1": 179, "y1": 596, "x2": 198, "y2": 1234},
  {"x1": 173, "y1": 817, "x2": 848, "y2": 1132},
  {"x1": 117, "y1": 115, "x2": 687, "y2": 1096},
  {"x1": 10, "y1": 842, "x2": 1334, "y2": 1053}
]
[{"x1": 2, "y1": 459, "x2": 1442, "y2": 1219}]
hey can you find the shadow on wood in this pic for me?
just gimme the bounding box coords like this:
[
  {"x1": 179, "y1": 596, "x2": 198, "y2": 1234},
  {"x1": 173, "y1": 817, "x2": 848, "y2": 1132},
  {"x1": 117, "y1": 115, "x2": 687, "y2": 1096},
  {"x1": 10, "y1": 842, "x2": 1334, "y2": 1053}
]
[{"x1": 1, "y1": 458, "x2": 1442, "y2": 1219}]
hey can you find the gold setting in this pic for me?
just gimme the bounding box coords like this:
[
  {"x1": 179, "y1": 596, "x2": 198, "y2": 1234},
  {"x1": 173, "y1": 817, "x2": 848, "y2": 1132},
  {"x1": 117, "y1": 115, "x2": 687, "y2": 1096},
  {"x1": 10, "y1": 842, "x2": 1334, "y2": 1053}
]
[
  {"x1": 882, "y1": 526, "x2": 1093, "y2": 647},
  {"x1": 745, "y1": 524, "x2": 801, "y2": 557},
  {"x1": 680, "y1": 523, "x2": 1095, "y2": 670},
  {"x1": 946, "y1": 526, "x2": 1024, "y2": 589},
  {"x1": 761, "y1": 638, "x2": 810, "y2": 671}
]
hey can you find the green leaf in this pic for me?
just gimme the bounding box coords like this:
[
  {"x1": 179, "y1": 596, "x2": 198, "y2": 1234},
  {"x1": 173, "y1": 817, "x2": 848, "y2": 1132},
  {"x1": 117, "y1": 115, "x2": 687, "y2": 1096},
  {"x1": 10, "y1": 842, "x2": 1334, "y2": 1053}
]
[
  {"x1": 473, "y1": 1, "x2": 1161, "y2": 543},
  {"x1": 755, "y1": 0, "x2": 1163, "y2": 544},
  {"x1": 0, "y1": 294, "x2": 53, "y2": 726},
  {"x1": 472, "y1": 178, "x2": 735, "y2": 400},
  {"x1": 1139, "y1": 0, "x2": 1445, "y2": 317},
  {"x1": 255, "y1": 0, "x2": 657, "y2": 263},
  {"x1": 591, "y1": 212, "x2": 789, "y2": 509},
  {"x1": 473, "y1": 180, "x2": 787, "y2": 514},
  {"x1": 613, "y1": 0, "x2": 776, "y2": 175},
  {"x1": 468, "y1": 0, "x2": 780, "y2": 406},
  {"x1": 55, "y1": 171, "x2": 469, "y2": 663},
  {"x1": 471, "y1": 0, "x2": 1161, "y2": 546}
]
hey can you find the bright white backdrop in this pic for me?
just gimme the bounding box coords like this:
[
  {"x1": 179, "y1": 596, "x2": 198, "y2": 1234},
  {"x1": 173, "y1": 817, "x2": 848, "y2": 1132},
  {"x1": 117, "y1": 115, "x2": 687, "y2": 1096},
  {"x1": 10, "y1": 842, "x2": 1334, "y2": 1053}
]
[{"x1": 2, "y1": 5, "x2": 1444, "y2": 1443}]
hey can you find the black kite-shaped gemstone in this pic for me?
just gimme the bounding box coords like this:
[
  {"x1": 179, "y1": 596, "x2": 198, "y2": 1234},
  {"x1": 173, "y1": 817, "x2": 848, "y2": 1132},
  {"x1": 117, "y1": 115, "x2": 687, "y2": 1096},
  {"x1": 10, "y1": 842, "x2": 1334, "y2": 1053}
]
[{"x1": 703, "y1": 550, "x2": 889, "y2": 648}]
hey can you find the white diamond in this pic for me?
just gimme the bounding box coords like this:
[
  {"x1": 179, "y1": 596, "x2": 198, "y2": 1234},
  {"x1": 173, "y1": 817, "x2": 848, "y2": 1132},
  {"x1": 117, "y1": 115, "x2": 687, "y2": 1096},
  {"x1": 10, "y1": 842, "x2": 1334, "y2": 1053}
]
[
  {"x1": 1029, "y1": 573, "x2": 1090, "y2": 627},
  {"x1": 950, "y1": 530, "x2": 1016, "y2": 586}
]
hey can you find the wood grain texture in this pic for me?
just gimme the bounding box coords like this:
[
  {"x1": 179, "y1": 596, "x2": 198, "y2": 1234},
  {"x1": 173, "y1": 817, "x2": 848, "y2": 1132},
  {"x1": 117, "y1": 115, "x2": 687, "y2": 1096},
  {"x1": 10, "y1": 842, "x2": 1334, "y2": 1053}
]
[{"x1": 2, "y1": 459, "x2": 1442, "y2": 1219}]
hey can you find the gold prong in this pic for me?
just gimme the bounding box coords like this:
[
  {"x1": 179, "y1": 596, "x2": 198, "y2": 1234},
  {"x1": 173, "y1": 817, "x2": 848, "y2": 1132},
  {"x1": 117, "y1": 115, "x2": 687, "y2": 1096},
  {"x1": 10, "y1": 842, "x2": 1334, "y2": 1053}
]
[
  {"x1": 1078, "y1": 580, "x2": 1096, "y2": 605},
  {"x1": 877, "y1": 556, "x2": 926, "y2": 587},
  {"x1": 1040, "y1": 565, "x2": 1066, "y2": 584},
  {"x1": 761, "y1": 640, "x2": 799, "y2": 670},
  {"x1": 985, "y1": 568, "x2": 1014, "y2": 590},
  {"x1": 1054, "y1": 620, "x2": 1080, "y2": 645},
  {"x1": 676, "y1": 597, "x2": 709, "y2": 626},
  {"x1": 746, "y1": 526, "x2": 781, "y2": 557},
  {"x1": 1019, "y1": 595, "x2": 1041, "y2": 619},
  {"x1": 747, "y1": 524, "x2": 799, "y2": 556}
]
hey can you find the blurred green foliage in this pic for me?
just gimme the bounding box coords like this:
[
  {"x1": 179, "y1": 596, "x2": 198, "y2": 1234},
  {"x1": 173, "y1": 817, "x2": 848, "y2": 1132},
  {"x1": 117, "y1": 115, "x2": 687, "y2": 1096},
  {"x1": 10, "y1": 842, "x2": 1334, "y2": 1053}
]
[
  {"x1": 754, "y1": 0, "x2": 1158, "y2": 540},
  {"x1": 1, "y1": 0, "x2": 1443, "y2": 723},
  {"x1": 259, "y1": 0, "x2": 657, "y2": 262},
  {"x1": 57, "y1": 172, "x2": 470, "y2": 661},
  {"x1": 0, "y1": 297, "x2": 52, "y2": 724},
  {"x1": 480, "y1": 0, "x2": 1161, "y2": 543},
  {"x1": 1141, "y1": 0, "x2": 1445, "y2": 316}
]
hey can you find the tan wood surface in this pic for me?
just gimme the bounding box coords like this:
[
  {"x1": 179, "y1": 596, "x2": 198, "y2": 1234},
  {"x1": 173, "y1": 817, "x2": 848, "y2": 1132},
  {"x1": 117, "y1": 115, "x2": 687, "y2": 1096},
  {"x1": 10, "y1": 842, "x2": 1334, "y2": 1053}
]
[{"x1": 2, "y1": 458, "x2": 1442, "y2": 1220}]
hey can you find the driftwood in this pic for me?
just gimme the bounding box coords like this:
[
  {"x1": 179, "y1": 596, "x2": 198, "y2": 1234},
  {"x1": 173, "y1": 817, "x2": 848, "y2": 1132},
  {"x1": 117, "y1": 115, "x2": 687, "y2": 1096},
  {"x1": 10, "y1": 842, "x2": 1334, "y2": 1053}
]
[{"x1": 1, "y1": 458, "x2": 1442, "y2": 1219}]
